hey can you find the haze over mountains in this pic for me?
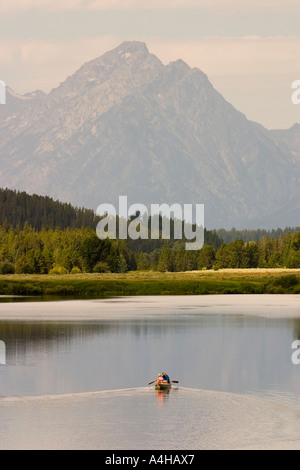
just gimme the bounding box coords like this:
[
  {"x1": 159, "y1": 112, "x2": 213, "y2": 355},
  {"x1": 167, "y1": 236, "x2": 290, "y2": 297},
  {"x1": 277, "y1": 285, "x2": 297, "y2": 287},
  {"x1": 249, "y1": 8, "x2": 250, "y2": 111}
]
[{"x1": 0, "y1": 41, "x2": 299, "y2": 229}]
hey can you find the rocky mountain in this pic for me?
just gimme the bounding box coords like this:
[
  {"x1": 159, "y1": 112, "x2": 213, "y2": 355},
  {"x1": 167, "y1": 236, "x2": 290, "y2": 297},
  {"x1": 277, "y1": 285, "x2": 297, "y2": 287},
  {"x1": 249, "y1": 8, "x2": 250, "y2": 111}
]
[{"x1": 0, "y1": 41, "x2": 299, "y2": 229}]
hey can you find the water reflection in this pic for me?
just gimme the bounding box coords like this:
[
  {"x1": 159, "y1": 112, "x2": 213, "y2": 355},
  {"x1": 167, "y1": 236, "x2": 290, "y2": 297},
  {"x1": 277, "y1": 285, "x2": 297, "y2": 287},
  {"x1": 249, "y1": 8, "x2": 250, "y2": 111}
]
[
  {"x1": 0, "y1": 322, "x2": 106, "y2": 364},
  {"x1": 155, "y1": 389, "x2": 170, "y2": 406},
  {"x1": 155, "y1": 386, "x2": 180, "y2": 407},
  {"x1": 0, "y1": 314, "x2": 300, "y2": 400}
]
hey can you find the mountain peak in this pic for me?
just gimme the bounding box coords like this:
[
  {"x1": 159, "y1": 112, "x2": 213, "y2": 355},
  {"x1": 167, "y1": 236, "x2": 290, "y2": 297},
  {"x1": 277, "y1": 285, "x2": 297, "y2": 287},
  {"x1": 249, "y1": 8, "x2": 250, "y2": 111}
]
[
  {"x1": 115, "y1": 41, "x2": 149, "y2": 55},
  {"x1": 49, "y1": 40, "x2": 160, "y2": 103},
  {"x1": 100, "y1": 41, "x2": 150, "y2": 63},
  {"x1": 1, "y1": 42, "x2": 298, "y2": 229}
]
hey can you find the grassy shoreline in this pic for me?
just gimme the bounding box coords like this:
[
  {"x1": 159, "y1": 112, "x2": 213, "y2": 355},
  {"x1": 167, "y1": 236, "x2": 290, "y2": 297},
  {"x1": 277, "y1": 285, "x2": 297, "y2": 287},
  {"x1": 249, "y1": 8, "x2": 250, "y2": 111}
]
[{"x1": 0, "y1": 269, "x2": 299, "y2": 298}]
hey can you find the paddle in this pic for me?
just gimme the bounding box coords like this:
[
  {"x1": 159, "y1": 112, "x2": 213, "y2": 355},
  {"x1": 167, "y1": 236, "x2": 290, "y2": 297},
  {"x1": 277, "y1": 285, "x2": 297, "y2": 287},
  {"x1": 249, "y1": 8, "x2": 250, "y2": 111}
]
[{"x1": 148, "y1": 379, "x2": 179, "y2": 385}]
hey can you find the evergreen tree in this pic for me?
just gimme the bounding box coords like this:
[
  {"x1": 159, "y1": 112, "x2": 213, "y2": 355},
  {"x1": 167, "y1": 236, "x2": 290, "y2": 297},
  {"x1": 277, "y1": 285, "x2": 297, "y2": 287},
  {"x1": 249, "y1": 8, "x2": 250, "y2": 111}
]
[
  {"x1": 157, "y1": 247, "x2": 173, "y2": 272},
  {"x1": 198, "y1": 245, "x2": 215, "y2": 269}
]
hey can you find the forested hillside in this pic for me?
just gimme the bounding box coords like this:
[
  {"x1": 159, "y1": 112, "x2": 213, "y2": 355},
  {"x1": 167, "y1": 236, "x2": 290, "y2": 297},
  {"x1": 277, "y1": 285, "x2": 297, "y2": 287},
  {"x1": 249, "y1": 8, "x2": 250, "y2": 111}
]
[
  {"x1": 0, "y1": 188, "x2": 299, "y2": 274},
  {"x1": 0, "y1": 188, "x2": 99, "y2": 230}
]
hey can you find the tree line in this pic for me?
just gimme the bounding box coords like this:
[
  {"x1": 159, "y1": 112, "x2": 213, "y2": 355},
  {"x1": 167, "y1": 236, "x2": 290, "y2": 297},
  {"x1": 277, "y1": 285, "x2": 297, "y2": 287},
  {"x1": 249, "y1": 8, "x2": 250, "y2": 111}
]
[
  {"x1": 1, "y1": 187, "x2": 298, "y2": 244},
  {"x1": 0, "y1": 224, "x2": 299, "y2": 274},
  {"x1": 0, "y1": 187, "x2": 299, "y2": 273},
  {"x1": 215, "y1": 226, "x2": 299, "y2": 244}
]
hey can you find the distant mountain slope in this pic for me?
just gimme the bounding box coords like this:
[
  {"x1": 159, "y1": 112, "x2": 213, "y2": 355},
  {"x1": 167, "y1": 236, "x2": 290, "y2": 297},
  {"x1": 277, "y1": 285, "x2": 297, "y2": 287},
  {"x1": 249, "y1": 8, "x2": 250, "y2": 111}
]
[{"x1": 0, "y1": 41, "x2": 299, "y2": 229}]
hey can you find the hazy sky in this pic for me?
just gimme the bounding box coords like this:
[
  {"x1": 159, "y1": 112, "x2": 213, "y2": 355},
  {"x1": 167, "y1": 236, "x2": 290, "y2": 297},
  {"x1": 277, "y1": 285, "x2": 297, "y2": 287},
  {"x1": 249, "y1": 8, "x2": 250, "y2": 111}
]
[{"x1": 0, "y1": 0, "x2": 299, "y2": 129}]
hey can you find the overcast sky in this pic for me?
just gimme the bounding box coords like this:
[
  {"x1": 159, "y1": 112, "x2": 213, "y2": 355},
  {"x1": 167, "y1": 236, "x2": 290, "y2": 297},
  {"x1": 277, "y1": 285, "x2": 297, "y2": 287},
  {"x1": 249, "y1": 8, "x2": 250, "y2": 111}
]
[{"x1": 0, "y1": 0, "x2": 299, "y2": 129}]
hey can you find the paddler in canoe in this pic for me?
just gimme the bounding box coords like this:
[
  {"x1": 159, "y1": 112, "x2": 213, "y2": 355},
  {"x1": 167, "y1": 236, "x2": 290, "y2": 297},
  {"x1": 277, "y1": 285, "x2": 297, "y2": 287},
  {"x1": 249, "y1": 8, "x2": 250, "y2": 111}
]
[
  {"x1": 162, "y1": 372, "x2": 170, "y2": 384},
  {"x1": 149, "y1": 372, "x2": 178, "y2": 389},
  {"x1": 154, "y1": 372, "x2": 172, "y2": 390}
]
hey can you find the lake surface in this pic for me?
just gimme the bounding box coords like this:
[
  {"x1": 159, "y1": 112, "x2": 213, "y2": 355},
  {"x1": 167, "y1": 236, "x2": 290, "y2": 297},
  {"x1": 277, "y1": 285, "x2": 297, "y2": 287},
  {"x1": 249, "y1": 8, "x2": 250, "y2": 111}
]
[{"x1": 0, "y1": 295, "x2": 300, "y2": 449}]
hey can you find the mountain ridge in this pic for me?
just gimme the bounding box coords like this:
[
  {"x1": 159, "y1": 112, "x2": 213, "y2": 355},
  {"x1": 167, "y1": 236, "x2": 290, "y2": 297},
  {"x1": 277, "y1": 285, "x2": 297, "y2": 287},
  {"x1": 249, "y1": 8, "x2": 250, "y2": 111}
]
[{"x1": 0, "y1": 41, "x2": 299, "y2": 229}]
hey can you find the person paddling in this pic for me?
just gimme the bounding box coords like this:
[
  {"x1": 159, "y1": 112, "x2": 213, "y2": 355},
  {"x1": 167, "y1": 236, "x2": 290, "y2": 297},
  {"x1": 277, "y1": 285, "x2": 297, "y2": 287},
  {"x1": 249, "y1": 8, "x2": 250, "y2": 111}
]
[
  {"x1": 162, "y1": 372, "x2": 170, "y2": 383},
  {"x1": 155, "y1": 374, "x2": 164, "y2": 385}
]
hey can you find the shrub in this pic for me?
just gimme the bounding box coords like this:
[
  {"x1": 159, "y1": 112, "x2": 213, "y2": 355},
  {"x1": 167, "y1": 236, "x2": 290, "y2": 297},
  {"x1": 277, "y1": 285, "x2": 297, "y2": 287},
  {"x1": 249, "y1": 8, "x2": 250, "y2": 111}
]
[
  {"x1": 273, "y1": 274, "x2": 299, "y2": 288},
  {"x1": 242, "y1": 284, "x2": 256, "y2": 294},
  {"x1": 45, "y1": 285, "x2": 76, "y2": 295},
  {"x1": 93, "y1": 261, "x2": 110, "y2": 273},
  {"x1": 23, "y1": 283, "x2": 42, "y2": 295},
  {"x1": 70, "y1": 266, "x2": 81, "y2": 274},
  {"x1": 268, "y1": 286, "x2": 284, "y2": 294},
  {"x1": 0, "y1": 261, "x2": 15, "y2": 274},
  {"x1": 49, "y1": 265, "x2": 68, "y2": 275}
]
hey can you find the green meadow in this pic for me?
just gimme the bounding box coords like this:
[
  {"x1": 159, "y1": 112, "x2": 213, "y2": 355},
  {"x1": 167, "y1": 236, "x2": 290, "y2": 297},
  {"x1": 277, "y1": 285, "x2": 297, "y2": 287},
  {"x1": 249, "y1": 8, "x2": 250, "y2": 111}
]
[{"x1": 0, "y1": 269, "x2": 299, "y2": 299}]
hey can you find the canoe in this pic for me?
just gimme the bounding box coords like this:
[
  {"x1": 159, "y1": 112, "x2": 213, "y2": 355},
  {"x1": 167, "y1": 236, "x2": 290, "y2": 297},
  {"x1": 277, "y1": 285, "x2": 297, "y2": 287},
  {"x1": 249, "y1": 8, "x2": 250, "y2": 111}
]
[{"x1": 155, "y1": 381, "x2": 172, "y2": 391}]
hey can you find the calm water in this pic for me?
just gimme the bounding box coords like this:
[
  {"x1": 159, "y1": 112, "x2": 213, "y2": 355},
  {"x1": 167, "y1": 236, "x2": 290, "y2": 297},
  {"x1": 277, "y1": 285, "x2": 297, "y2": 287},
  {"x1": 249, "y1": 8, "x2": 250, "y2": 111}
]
[{"x1": 0, "y1": 295, "x2": 300, "y2": 449}]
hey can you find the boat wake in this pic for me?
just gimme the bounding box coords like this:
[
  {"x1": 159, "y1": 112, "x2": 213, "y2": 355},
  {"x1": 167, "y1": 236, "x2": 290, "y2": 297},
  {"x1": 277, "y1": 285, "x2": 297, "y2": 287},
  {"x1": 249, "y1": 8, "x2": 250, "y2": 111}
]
[
  {"x1": 0, "y1": 386, "x2": 151, "y2": 403},
  {"x1": 1, "y1": 386, "x2": 300, "y2": 450}
]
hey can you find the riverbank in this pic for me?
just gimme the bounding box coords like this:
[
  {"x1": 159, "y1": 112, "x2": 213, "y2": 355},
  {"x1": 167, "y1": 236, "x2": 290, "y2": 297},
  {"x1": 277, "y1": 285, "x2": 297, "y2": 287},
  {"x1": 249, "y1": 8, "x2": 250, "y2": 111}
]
[{"x1": 0, "y1": 269, "x2": 299, "y2": 298}]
